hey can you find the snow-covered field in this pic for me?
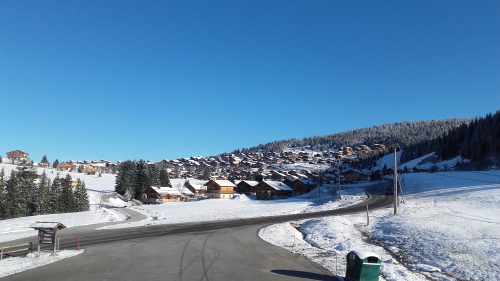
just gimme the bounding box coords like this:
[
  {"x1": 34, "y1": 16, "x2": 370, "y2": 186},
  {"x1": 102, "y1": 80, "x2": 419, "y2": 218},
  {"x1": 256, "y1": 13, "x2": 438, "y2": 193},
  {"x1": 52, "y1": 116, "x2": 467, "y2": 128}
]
[
  {"x1": 0, "y1": 161, "x2": 499, "y2": 281},
  {"x1": 260, "y1": 170, "x2": 500, "y2": 281}
]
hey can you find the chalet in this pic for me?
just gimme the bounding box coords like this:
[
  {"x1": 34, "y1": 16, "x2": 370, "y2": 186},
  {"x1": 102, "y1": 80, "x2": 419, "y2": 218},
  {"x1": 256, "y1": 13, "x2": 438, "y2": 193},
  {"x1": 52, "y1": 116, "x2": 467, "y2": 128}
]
[
  {"x1": 270, "y1": 171, "x2": 287, "y2": 181},
  {"x1": 6, "y1": 150, "x2": 29, "y2": 161},
  {"x1": 235, "y1": 180, "x2": 259, "y2": 196},
  {"x1": 285, "y1": 178, "x2": 314, "y2": 196},
  {"x1": 184, "y1": 180, "x2": 207, "y2": 196},
  {"x1": 343, "y1": 170, "x2": 370, "y2": 183},
  {"x1": 412, "y1": 167, "x2": 428, "y2": 173},
  {"x1": 143, "y1": 186, "x2": 185, "y2": 204},
  {"x1": 57, "y1": 162, "x2": 77, "y2": 171},
  {"x1": 84, "y1": 165, "x2": 98, "y2": 174},
  {"x1": 204, "y1": 180, "x2": 235, "y2": 199},
  {"x1": 255, "y1": 180, "x2": 293, "y2": 200},
  {"x1": 340, "y1": 147, "x2": 353, "y2": 156}
]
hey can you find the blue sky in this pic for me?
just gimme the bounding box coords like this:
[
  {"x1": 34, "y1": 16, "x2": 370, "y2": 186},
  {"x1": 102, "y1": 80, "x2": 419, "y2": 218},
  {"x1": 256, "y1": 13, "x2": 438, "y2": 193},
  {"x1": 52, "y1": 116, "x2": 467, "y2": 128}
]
[{"x1": 1, "y1": 1, "x2": 499, "y2": 163}]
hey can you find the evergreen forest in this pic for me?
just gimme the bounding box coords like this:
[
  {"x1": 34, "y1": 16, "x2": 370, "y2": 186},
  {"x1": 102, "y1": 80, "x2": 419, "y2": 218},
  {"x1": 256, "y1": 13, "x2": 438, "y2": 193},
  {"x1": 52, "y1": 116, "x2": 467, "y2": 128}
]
[
  {"x1": 114, "y1": 160, "x2": 171, "y2": 201},
  {"x1": 0, "y1": 162, "x2": 89, "y2": 220}
]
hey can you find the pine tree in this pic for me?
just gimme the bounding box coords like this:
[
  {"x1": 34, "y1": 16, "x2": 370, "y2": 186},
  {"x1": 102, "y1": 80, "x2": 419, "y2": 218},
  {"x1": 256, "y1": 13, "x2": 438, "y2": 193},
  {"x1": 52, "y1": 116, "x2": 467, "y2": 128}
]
[
  {"x1": 16, "y1": 161, "x2": 38, "y2": 216},
  {"x1": 135, "y1": 160, "x2": 149, "y2": 200},
  {"x1": 59, "y1": 174, "x2": 76, "y2": 213},
  {"x1": 115, "y1": 160, "x2": 136, "y2": 197},
  {"x1": 202, "y1": 166, "x2": 211, "y2": 180},
  {"x1": 4, "y1": 170, "x2": 23, "y2": 218},
  {"x1": 41, "y1": 155, "x2": 49, "y2": 164},
  {"x1": 0, "y1": 168, "x2": 6, "y2": 218},
  {"x1": 35, "y1": 171, "x2": 51, "y2": 215},
  {"x1": 159, "y1": 169, "x2": 171, "y2": 187},
  {"x1": 49, "y1": 174, "x2": 62, "y2": 213},
  {"x1": 245, "y1": 170, "x2": 253, "y2": 180},
  {"x1": 74, "y1": 179, "x2": 90, "y2": 212},
  {"x1": 52, "y1": 159, "x2": 59, "y2": 169}
]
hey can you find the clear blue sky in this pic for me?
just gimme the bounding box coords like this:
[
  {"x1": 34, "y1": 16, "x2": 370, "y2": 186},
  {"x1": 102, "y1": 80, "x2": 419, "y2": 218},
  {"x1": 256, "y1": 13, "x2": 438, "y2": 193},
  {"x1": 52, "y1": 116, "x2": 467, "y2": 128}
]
[{"x1": 1, "y1": 1, "x2": 499, "y2": 163}]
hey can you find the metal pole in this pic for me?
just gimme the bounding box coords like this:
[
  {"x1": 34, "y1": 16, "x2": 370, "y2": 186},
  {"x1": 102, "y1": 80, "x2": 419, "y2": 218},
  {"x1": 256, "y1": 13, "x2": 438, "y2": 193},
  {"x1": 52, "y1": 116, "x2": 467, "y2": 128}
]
[
  {"x1": 394, "y1": 147, "x2": 398, "y2": 215},
  {"x1": 366, "y1": 205, "x2": 369, "y2": 225},
  {"x1": 337, "y1": 160, "x2": 341, "y2": 200}
]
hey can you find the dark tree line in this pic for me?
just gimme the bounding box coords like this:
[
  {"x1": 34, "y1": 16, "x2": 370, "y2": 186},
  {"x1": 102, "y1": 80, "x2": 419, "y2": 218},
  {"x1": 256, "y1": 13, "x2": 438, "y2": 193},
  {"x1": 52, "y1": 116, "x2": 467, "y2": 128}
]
[
  {"x1": 231, "y1": 118, "x2": 470, "y2": 155},
  {"x1": 114, "y1": 160, "x2": 171, "y2": 201},
  {"x1": 0, "y1": 162, "x2": 89, "y2": 220},
  {"x1": 401, "y1": 110, "x2": 500, "y2": 169}
]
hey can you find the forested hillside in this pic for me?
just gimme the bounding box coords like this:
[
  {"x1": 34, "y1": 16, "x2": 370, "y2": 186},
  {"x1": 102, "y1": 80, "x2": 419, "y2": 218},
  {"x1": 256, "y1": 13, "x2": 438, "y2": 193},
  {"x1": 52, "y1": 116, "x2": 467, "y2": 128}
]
[
  {"x1": 232, "y1": 111, "x2": 500, "y2": 170},
  {"x1": 236, "y1": 119, "x2": 470, "y2": 153},
  {"x1": 402, "y1": 110, "x2": 500, "y2": 169}
]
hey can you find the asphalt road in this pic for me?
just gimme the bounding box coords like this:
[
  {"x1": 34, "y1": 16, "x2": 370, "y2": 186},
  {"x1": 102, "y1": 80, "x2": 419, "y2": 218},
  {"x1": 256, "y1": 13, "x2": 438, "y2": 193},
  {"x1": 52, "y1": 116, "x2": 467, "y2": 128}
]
[{"x1": 2, "y1": 181, "x2": 394, "y2": 281}]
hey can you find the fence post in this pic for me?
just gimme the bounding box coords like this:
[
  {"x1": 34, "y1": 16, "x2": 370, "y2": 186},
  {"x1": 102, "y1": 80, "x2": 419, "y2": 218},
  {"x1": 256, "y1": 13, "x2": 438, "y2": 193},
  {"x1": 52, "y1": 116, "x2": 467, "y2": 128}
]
[
  {"x1": 1, "y1": 247, "x2": 3, "y2": 260},
  {"x1": 30, "y1": 242, "x2": 33, "y2": 253},
  {"x1": 77, "y1": 235, "x2": 80, "y2": 250}
]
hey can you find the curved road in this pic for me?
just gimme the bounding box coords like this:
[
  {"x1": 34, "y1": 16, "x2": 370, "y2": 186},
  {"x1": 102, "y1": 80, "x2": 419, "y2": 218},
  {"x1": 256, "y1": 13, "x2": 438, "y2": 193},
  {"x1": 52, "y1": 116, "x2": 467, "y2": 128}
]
[{"x1": 2, "y1": 182, "x2": 394, "y2": 281}]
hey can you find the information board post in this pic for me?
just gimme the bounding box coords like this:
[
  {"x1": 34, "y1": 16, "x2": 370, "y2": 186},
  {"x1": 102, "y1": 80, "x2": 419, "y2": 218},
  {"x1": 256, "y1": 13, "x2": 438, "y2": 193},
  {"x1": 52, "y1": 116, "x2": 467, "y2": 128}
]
[{"x1": 30, "y1": 222, "x2": 66, "y2": 253}]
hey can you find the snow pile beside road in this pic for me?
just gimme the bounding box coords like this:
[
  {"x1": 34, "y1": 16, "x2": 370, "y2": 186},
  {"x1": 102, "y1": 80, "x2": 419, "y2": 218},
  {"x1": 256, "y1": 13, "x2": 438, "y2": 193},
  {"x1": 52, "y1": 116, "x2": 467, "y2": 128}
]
[{"x1": 0, "y1": 250, "x2": 84, "y2": 278}]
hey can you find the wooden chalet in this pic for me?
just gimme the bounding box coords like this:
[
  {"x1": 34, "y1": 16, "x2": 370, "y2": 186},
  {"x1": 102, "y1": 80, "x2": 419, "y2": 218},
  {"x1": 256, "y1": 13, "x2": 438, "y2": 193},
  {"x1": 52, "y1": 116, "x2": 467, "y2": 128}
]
[
  {"x1": 84, "y1": 165, "x2": 98, "y2": 174},
  {"x1": 143, "y1": 186, "x2": 185, "y2": 204},
  {"x1": 255, "y1": 180, "x2": 293, "y2": 200},
  {"x1": 235, "y1": 180, "x2": 259, "y2": 196},
  {"x1": 57, "y1": 162, "x2": 77, "y2": 171},
  {"x1": 184, "y1": 181, "x2": 207, "y2": 196},
  {"x1": 412, "y1": 167, "x2": 428, "y2": 173},
  {"x1": 285, "y1": 178, "x2": 314, "y2": 196},
  {"x1": 204, "y1": 180, "x2": 235, "y2": 199},
  {"x1": 6, "y1": 150, "x2": 29, "y2": 161},
  {"x1": 343, "y1": 170, "x2": 370, "y2": 183}
]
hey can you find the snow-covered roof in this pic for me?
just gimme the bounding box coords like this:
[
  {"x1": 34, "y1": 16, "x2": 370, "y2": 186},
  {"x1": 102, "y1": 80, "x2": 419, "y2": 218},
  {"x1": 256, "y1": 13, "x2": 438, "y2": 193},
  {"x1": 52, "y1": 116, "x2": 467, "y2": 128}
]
[
  {"x1": 263, "y1": 181, "x2": 293, "y2": 191},
  {"x1": 239, "y1": 180, "x2": 259, "y2": 186},
  {"x1": 150, "y1": 186, "x2": 184, "y2": 196},
  {"x1": 212, "y1": 180, "x2": 236, "y2": 187},
  {"x1": 30, "y1": 222, "x2": 66, "y2": 229}
]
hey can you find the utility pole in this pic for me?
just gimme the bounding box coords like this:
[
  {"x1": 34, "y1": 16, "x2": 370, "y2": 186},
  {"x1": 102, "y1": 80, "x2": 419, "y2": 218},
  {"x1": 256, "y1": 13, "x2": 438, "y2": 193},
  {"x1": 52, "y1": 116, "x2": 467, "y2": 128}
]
[
  {"x1": 394, "y1": 147, "x2": 398, "y2": 215},
  {"x1": 337, "y1": 159, "x2": 341, "y2": 200}
]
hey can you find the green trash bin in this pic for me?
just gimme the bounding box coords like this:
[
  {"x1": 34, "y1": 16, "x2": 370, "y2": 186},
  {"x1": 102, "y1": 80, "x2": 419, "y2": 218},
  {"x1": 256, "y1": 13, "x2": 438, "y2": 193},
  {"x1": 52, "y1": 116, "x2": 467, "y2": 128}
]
[{"x1": 345, "y1": 250, "x2": 381, "y2": 281}]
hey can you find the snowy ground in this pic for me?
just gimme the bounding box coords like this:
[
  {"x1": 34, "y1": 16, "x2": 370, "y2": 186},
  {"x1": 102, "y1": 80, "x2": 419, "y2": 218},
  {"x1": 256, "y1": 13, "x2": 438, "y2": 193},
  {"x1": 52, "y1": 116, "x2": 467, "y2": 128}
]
[
  {"x1": 0, "y1": 250, "x2": 85, "y2": 278},
  {"x1": 260, "y1": 170, "x2": 500, "y2": 281},
  {"x1": 0, "y1": 162, "x2": 499, "y2": 281}
]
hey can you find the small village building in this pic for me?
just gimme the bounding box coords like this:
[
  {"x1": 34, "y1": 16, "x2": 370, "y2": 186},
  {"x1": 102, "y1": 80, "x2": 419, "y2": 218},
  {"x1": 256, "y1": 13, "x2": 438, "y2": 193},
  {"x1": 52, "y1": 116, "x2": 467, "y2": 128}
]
[
  {"x1": 185, "y1": 181, "x2": 207, "y2": 196},
  {"x1": 204, "y1": 180, "x2": 235, "y2": 199},
  {"x1": 285, "y1": 178, "x2": 314, "y2": 196},
  {"x1": 57, "y1": 162, "x2": 77, "y2": 171},
  {"x1": 84, "y1": 165, "x2": 98, "y2": 175},
  {"x1": 143, "y1": 186, "x2": 185, "y2": 204},
  {"x1": 255, "y1": 180, "x2": 293, "y2": 200},
  {"x1": 235, "y1": 180, "x2": 259, "y2": 196},
  {"x1": 6, "y1": 150, "x2": 29, "y2": 162},
  {"x1": 343, "y1": 170, "x2": 370, "y2": 183}
]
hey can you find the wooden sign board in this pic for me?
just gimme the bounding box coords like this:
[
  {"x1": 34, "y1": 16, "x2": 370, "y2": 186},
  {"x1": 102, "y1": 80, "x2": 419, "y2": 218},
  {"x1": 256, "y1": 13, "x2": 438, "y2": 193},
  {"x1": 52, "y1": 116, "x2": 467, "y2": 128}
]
[{"x1": 38, "y1": 229, "x2": 56, "y2": 244}]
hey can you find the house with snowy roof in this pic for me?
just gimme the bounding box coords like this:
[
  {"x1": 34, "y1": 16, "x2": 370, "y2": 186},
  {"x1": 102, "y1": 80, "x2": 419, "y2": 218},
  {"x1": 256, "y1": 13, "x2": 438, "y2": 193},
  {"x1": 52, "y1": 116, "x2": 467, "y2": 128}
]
[
  {"x1": 6, "y1": 150, "x2": 29, "y2": 162},
  {"x1": 204, "y1": 180, "x2": 235, "y2": 199},
  {"x1": 255, "y1": 180, "x2": 293, "y2": 200},
  {"x1": 143, "y1": 186, "x2": 185, "y2": 204},
  {"x1": 235, "y1": 180, "x2": 259, "y2": 196}
]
